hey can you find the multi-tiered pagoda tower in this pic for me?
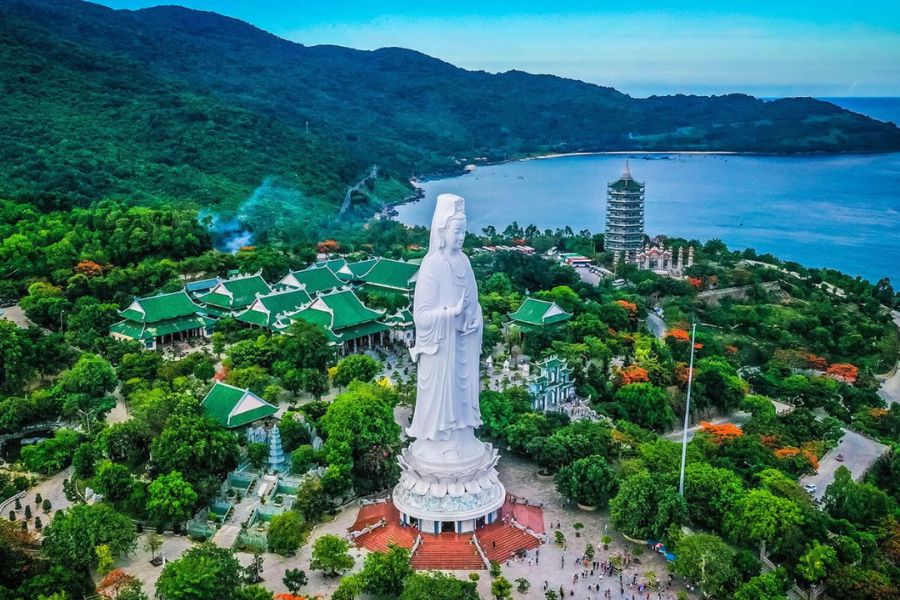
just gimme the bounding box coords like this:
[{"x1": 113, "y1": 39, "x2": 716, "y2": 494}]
[{"x1": 605, "y1": 161, "x2": 645, "y2": 258}]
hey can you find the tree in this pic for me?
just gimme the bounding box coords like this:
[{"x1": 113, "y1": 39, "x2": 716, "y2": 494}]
[
  {"x1": 156, "y1": 544, "x2": 243, "y2": 600},
  {"x1": 310, "y1": 534, "x2": 354, "y2": 577},
  {"x1": 796, "y1": 541, "x2": 837, "y2": 584},
  {"x1": 724, "y1": 489, "x2": 803, "y2": 548},
  {"x1": 95, "y1": 462, "x2": 135, "y2": 504},
  {"x1": 147, "y1": 471, "x2": 198, "y2": 527},
  {"x1": 613, "y1": 383, "x2": 675, "y2": 431},
  {"x1": 824, "y1": 466, "x2": 896, "y2": 529},
  {"x1": 399, "y1": 572, "x2": 479, "y2": 600},
  {"x1": 150, "y1": 415, "x2": 239, "y2": 498},
  {"x1": 491, "y1": 576, "x2": 513, "y2": 600},
  {"x1": 282, "y1": 568, "x2": 307, "y2": 594},
  {"x1": 72, "y1": 443, "x2": 96, "y2": 479},
  {"x1": 674, "y1": 534, "x2": 737, "y2": 598},
  {"x1": 267, "y1": 511, "x2": 304, "y2": 556},
  {"x1": 244, "y1": 553, "x2": 264, "y2": 584},
  {"x1": 41, "y1": 498, "x2": 51, "y2": 513},
  {"x1": 333, "y1": 354, "x2": 381, "y2": 387},
  {"x1": 610, "y1": 470, "x2": 687, "y2": 539},
  {"x1": 293, "y1": 476, "x2": 330, "y2": 522},
  {"x1": 290, "y1": 445, "x2": 317, "y2": 474},
  {"x1": 95, "y1": 544, "x2": 115, "y2": 576},
  {"x1": 59, "y1": 353, "x2": 116, "y2": 398},
  {"x1": 144, "y1": 533, "x2": 163, "y2": 562},
  {"x1": 683, "y1": 463, "x2": 745, "y2": 530},
  {"x1": 554, "y1": 455, "x2": 617, "y2": 507},
  {"x1": 300, "y1": 368, "x2": 329, "y2": 399},
  {"x1": 733, "y1": 571, "x2": 788, "y2": 600},
  {"x1": 320, "y1": 382, "x2": 402, "y2": 495},
  {"x1": 360, "y1": 544, "x2": 412, "y2": 597},
  {"x1": 42, "y1": 503, "x2": 137, "y2": 571},
  {"x1": 247, "y1": 443, "x2": 268, "y2": 471}
]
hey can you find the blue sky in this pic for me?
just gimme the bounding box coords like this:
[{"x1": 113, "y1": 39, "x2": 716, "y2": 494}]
[{"x1": 96, "y1": 1, "x2": 900, "y2": 97}]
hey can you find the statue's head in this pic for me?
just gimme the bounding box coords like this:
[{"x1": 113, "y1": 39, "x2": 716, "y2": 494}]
[{"x1": 430, "y1": 194, "x2": 467, "y2": 254}]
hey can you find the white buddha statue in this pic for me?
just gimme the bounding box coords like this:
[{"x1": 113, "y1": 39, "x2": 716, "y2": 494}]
[{"x1": 393, "y1": 194, "x2": 505, "y2": 527}]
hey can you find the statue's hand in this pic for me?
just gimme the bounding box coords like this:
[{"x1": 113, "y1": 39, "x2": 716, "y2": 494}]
[{"x1": 449, "y1": 295, "x2": 465, "y2": 316}]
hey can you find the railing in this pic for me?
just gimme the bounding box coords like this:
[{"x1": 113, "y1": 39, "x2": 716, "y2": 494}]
[
  {"x1": 411, "y1": 533, "x2": 423, "y2": 555},
  {"x1": 471, "y1": 534, "x2": 491, "y2": 569}
]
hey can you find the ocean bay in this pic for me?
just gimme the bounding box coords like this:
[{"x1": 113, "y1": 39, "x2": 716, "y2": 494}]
[{"x1": 397, "y1": 151, "x2": 900, "y2": 284}]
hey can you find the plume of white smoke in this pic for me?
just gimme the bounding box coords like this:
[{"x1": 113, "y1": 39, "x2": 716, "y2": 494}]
[{"x1": 200, "y1": 177, "x2": 310, "y2": 252}]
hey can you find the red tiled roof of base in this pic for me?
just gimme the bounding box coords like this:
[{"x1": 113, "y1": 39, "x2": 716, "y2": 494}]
[
  {"x1": 354, "y1": 523, "x2": 416, "y2": 554},
  {"x1": 350, "y1": 501, "x2": 400, "y2": 532},
  {"x1": 412, "y1": 533, "x2": 485, "y2": 570},
  {"x1": 500, "y1": 501, "x2": 546, "y2": 534},
  {"x1": 476, "y1": 522, "x2": 542, "y2": 563}
]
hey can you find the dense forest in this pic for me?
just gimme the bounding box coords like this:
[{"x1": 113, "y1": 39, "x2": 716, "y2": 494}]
[{"x1": 3, "y1": 0, "x2": 900, "y2": 219}]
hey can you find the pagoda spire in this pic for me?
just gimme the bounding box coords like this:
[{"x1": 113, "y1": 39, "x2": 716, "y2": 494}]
[{"x1": 622, "y1": 159, "x2": 631, "y2": 178}]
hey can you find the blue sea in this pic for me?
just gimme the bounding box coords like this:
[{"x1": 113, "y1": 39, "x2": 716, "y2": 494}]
[{"x1": 396, "y1": 98, "x2": 900, "y2": 284}]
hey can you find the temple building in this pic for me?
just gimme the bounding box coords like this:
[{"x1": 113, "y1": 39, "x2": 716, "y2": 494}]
[
  {"x1": 275, "y1": 265, "x2": 347, "y2": 296},
  {"x1": 508, "y1": 297, "x2": 572, "y2": 332},
  {"x1": 604, "y1": 161, "x2": 645, "y2": 256},
  {"x1": 274, "y1": 288, "x2": 391, "y2": 352},
  {"x1": 234, "y1": 288, "x2": 312, "y2": 330},
  {"x1": 197, "y1": 272, "x2": 272, "y2": 317},
  {"x1": 613, "y1": 240, "x2": 695, "y2": 277},
  {"x1": 110, "y1": 290, "x2": 213, "y2": 349},
  {"x1": 201, "y1": 382, "x2": 277, "y2": 429},
  {"x1": 352, "y1": 257, "x2": 419, "y2": 296},
  {"x1": 526, "y1": 355, "x2": 576, "y2": 411}
]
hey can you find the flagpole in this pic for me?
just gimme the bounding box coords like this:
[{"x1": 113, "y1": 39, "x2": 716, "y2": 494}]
[{"x1": 678, "y1": 321, "x2": 697, "y2": 497}]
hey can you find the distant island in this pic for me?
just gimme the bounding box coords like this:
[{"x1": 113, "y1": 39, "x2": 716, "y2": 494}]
[{"x1": 3, "y1": 0, "x2": 900, "y2": 223}]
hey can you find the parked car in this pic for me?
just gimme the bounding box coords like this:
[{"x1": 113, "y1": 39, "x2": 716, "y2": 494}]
[
  {"x1": 804, "y1": 483, "x2": 817, "y2": 493},
  {"x1": 836, "y1": 454, "x2": 844, "y2": 462}
]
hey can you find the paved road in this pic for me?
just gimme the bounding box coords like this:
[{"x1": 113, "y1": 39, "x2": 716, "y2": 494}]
[
  {"x1": 663, "y1": 411, "x2": 751, "y2": 442},
  {"x1": 876, "y1": 310, "x2": 900, "y2": 406},
  {"x1": 646, "y1": 313, "x2": 666, "y2": 339},
  {"x1": 799, "y1": 429, "x2": 888, "y2": 500},
  {"x1": 0, "y1": 305, "x2": 35, "y2": 329}
]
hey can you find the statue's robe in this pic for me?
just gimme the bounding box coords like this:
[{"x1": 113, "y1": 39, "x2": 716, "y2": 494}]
[{"x1": 407, "y1": 252, "x2": 483, "y2": 441}]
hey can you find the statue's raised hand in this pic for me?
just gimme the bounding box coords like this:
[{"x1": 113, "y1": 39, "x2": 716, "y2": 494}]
[{"x1": 449, "y1": 295, "x2": 466, "y2": 316}]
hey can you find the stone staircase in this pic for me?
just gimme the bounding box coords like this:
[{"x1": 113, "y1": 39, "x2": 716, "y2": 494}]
[
  {"x1": 476, "y1": 522, "x2": 542, "y2": 563},
  {"x1": 411, "y1": 533, "x2": 484, "y2": 570}
]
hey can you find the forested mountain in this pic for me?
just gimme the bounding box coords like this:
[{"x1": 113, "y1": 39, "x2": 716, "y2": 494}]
[{"x1": 4, "y1": 0, "x2": 900, "y2": 214}]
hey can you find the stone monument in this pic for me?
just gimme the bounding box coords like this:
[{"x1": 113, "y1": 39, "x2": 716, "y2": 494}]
[{"x1": 393, "y1": 194, "x2": 506, "y2": 534}]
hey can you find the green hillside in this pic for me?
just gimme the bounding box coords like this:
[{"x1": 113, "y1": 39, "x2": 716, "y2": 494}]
[
  {"x1": 0, "y1": 5, "x2": 371, "y2": 213},
  {"x1": 3, "y1": 0, "x2": 900, "y2": 219}
]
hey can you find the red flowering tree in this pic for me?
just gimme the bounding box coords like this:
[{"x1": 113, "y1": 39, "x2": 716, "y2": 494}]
[
  {"x1": 317, "y1": 239, "x2": 341, "y2": 254},
  {"x1": 75, "y1": 260, "x2": 104, "y2": 277},
  {"x1": 616, "y1": 365, "x2": 649, "y2": 386},
  {"x1": 826, "y1": 363, "x2": 858, "y2": 384},
  {"x1": 97, "y1": 570, "x2": 139, "y2": 598},
  {"x1": 615, "y1": 300, "x2": 638, "y2": 318},
  {"x1": 699, "y1": 422, "x2": 743, "y2": 443},
  {"x1": 667, "y1": 328, "x2": 690, "y2": 342}
]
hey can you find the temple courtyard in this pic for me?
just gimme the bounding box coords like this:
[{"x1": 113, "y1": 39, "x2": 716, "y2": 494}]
[{"x1": 115, "y1": 454, "x2": 694, "y2": 599}]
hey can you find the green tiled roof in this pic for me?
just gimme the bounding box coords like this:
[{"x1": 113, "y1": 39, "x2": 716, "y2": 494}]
[
  {"x1": 201, "y1": 382, "x2": 277, "y2": 428},
  {"x1": 235, "y1": 289, "x2": 312, "y2": 329},
  {"x1": 509, "y1": 298, "x2": 572, "y2": 327},
  {"x1": 110, "y1": 320, "x2": 151, "y2": 340},
  {"x1": 120, "y1": 290, "x2": 201, "y2": 323},
  {"x1": 609, "y1": 173, "x2": 644, "y2": 193},
  {"x1": 316, "y1": 258, "x2": 348, "y2": 274},
  {"x1": 383, "y1": 308, "x2": 414, "y2": 326},
  {"x1": 280, "y1": 266, "x2": 345, "y2": 296},
  {"x1": 343, "y1": 259, "x2": 378, "y2": 279},
  {"x1": 198, "y1": 274, "x2": 271, "y2": 310},
  {"x1": 110, "y1": 315, "x2": 212, "y2": 340},
  {"x1": 337, "y1": 320, "x2": 390, "y2": 341},
  {"x1": 277, "y1": 289, "x2": 386, "y2": 344},
  {"x1": 356, "y1": 258, "x2": 419, "y2": 291},
  {"x1": 321, "y1": 289, "x2": 384, "y2": 329}
]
